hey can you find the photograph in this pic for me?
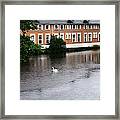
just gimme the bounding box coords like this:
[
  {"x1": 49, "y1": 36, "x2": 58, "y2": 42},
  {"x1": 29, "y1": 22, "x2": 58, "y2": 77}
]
[{"x1": 20, "y1": 20, "x2": 100, "y2": 100}]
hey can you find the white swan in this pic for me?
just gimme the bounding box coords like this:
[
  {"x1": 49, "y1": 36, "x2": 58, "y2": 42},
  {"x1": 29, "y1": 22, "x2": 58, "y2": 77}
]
[{"x1": 52, "y1": 67, "x2": 58, "y2": 73}]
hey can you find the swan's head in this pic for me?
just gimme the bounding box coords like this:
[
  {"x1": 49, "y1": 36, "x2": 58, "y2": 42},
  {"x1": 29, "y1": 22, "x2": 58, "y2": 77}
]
[{"x1": 52, "y1": 67, "x2": 54, "y2": 69}]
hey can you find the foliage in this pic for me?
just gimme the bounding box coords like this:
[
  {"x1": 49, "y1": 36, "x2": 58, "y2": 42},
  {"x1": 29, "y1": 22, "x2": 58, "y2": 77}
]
[
  {"x1": 20, "y1": 35, "x2": 42, "y2": 63},
  {"x1": 83, "y1": 20, "x2": 89, "y2": 24},
  {"x1": 20, "y1": 20, "x2": 42, "y2": 63},
  {"x1": 67, "y1": 20, "x2": 74, "y2": 24},
  {"x1": 48, "y1": 35, "x2": 66, "y2": 58},
  {"x1": 92, "y1": 45, "x2": 100, "y2": 50},
  {"x1": 20, "y1": 20, "x2": 39, "y2": 32}
]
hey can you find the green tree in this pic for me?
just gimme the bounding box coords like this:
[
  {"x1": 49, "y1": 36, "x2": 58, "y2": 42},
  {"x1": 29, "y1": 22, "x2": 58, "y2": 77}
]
[
  {"x1": 20, "y1": 20, "x2": 42, "y2": 63},
  {"x1": 20, "y1": 20, "x2": 39, "y2": 35},
  {"x1": 20, "y1": 35, "x2": 42, "y2": 63},
  {"x1": 83, "y1": 20, "x2": 89, "y2": 24},
  {"x1": 67, "y1": 20, "x2": 74, "y2": 24},
  {"x1": 48, "y1": 35, "x2": 66, "y2": 58}
]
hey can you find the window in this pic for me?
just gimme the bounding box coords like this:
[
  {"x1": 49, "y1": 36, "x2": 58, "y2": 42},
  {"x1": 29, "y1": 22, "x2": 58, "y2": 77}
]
[
  {"x1": 90, "y1": 25, "x2": 92, "y2": 29},
  {"x1": 77, "y1": 33, "x2": 81, "y2": 42},
  {"x1": 94, "y1": 25, "x2": 97, "y2": 29},
  {"x1": 86, "y1": 25, "x2": 88, "y2": 29},
  {"x1": 88, "y1": 33, "x2": 92, "y2": 42},
  {"x1": 93, "y1": 32, "x2": 97, "y2": 38},
  {"x1": 64, "y1": 25, "x2": 67, "y2": 29},
  {"x1": 83, "y1": 25, "x2": 85, "y2": 29},
  {"x1": 30, "y1": 34, "x2": 35, "y2": 42},
  {"x1": 60, "y1": 33, "x2": 64, "y2": 40},
  {"x1": 54, "y1": 25, "x2": 58, "y2": 29},
  {"x1": 54, "y1": 33, "x2": 59, "y2": 38},
  {"x1": 60, "y1": 25, "x2": 64, "y2": 29},
  {"x1": 93, "y1": 25, "x2": 96, "y2": 29},
  {"x1": 76, "y1": 25, "x2": 78, "y2": 29},
  {"x1": 83, "y1": 25, "x2": 88, "y2": 29},
  {"x1": 87, "y1": 25, "x2": 89, "y2": 29},
  {"x1": 73, "y1": 25, "x2": 76, "y2": 29},
  {"x1": 67, "y1": 25, "x2": 69, "y2": 29},
  {"x1": 84, "y1": 25, "x2": 89, "y2": 29},
  {"x1": 38, "y1": 25, "x2": 43, "y2": 30},
  {"x1": 65, "y1": 33, "x2": 71, "y2": 39},
  {"x1": 96, "y1": 25, "x2": 98, "y2": 29},
  {"x1": 46, "y1": 35, "x2": 49, "y2": 43},
  {"x1": 61, "y1": 35, "x2": 63, "y2": 38},
  {"x1": 46, "y1": 25, "x2": 48, "y2": 29},
  {"x1": 39, "y1": 25, "x2": 41, "y2": 29},
  {"x1": 98, "y1": 32, "x2": 100, "y2": 41},
  {"x1": 46, "y1": 34, "x2": 50, "y2": 44},
  {"x1": 69, "y1": 33, "x2": 71, "y2": 39},
  {"x1": 45, "y1": 25, "x2": 50, "y2": 30},
  {"x1": 84, "y1": 33, "x2": 87, "y2": 42},
  {"x1": 98, "y1": 25, "x2": 100, "y2": 29},
  {"x1": 73, "y1": 34, "x2": 75, "y2": 42},
  {"x1": 38, "y1": 34, "x2": 43, "y2": 44},
  {"x1": 72, "y1": 33, "x2": 76, "y2": 42},
  {"x1": 78, "y1": 25, "x2": 81, "y2": 29},
  {"x1": 66, "y1": 33, "x2": 69, "y2": 39},
  {"x1": 89, "y1": 25, "x2": 91, "y2": 29}
]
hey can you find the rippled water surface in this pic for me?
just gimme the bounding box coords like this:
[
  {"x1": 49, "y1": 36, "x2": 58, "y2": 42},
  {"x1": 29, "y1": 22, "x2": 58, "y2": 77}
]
[{"x1": 20, "y1": 50, "x2": 100, "y2": 100}]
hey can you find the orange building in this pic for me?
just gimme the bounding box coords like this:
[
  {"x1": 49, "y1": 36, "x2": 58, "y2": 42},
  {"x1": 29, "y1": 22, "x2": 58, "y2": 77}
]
[{"x1": 26, "y1": 20, "x2": 100, "y2": 49}]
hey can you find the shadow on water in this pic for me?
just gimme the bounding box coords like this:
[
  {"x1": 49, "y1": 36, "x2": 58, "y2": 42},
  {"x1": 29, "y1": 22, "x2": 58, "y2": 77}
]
[{"x1": 49, "y1": 52, "x2": 66, "y2": 59}]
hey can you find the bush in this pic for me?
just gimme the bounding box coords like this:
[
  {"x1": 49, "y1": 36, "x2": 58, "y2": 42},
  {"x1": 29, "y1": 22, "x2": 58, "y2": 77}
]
[
  {"x1": 48, "y1": 36, "x2": 66, "y2": 58},
  {"x1": 92, "y1": 45, "x2": 100, "y2": 50},
  {"x1": 20, "y1": 35, "x2": 42, "y2": 63}
]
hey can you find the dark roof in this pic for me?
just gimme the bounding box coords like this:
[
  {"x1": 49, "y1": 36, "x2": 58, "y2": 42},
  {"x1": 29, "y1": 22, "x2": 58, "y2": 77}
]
[{"x1": 38, "y1": 20, "x2": 100, "y2": 25}]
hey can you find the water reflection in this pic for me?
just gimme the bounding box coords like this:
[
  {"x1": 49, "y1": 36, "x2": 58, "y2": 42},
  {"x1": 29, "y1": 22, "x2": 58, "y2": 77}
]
[
  {"x1": 66, "y1": 50, "x2": 100, "y2": 64},
  {"x1": 21, "y1": 50, "x2": 100, "y2": 72},
  {"x1": 20, "y1": 50, "x2": 100, "y2": 100}
]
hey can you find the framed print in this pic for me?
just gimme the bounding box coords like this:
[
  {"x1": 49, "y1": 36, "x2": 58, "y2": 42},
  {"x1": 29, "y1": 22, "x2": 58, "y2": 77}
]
[{"x1": 0, "y1": 0, "x2": 120, "y2": 119}]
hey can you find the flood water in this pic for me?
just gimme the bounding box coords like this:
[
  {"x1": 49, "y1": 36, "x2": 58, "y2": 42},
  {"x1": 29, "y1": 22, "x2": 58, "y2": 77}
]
[{"x1": 20, "y1": 50, "x2": 100, "y2": 100}]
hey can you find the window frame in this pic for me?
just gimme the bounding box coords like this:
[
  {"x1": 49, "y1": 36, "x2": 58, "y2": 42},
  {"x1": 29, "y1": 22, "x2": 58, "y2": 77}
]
[
  {"x1": 72, "y1": 33, "x2": 76, "y2": 42},
  {"x1": 88, "y1": 32, "x2": 92, "y2": 42},
  {"x1": 84, "y1": 33, "x2": 87, "y2": 42},
  {"x1": 77, "y1": 32, "x2": 81, "y2": 42},
  {"x1": 38, "y1": 33, "x2": 43, "y2": 44},
  {"x1": 45, "y1": 33, "x2": 50, "y2": 44},
  {"x1": 45, "y1": 25, "x2": 50, "y2": 30}
]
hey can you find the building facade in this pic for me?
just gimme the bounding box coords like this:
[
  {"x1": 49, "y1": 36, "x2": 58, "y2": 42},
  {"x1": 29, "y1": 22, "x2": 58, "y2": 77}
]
[{"x1": 26, "y1": 20, "x2": 100, "y2": 49}]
